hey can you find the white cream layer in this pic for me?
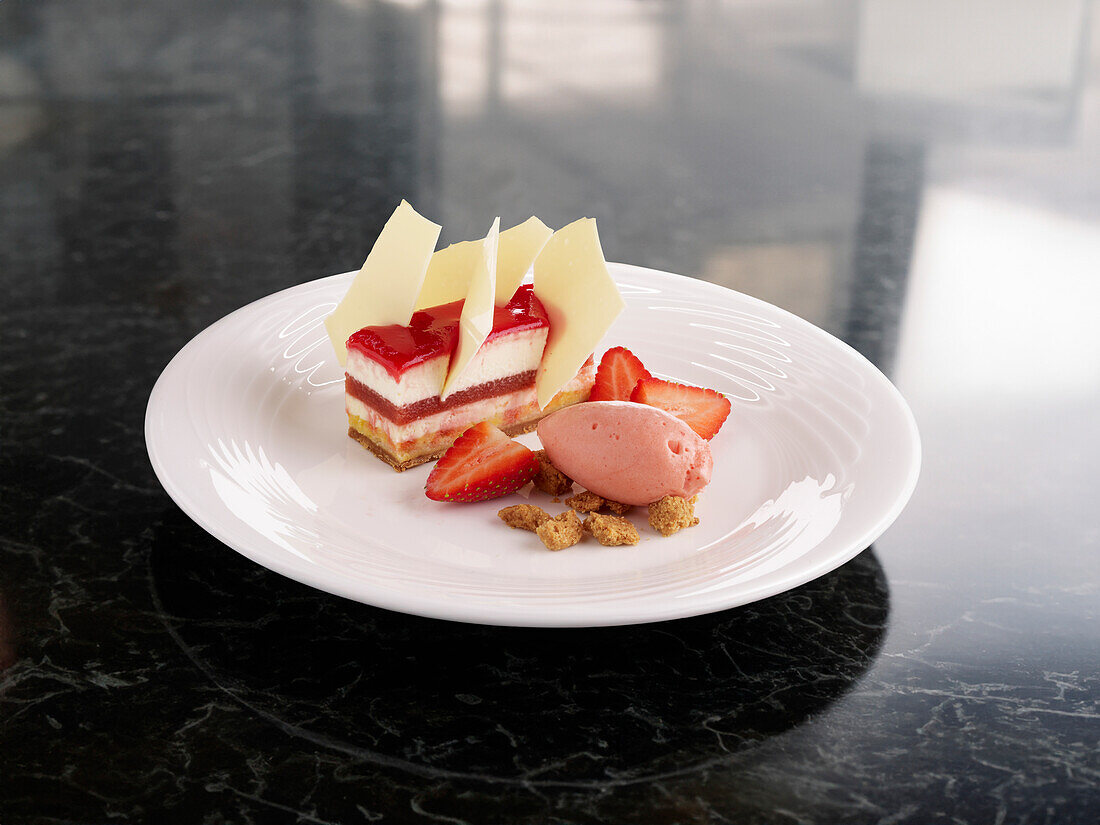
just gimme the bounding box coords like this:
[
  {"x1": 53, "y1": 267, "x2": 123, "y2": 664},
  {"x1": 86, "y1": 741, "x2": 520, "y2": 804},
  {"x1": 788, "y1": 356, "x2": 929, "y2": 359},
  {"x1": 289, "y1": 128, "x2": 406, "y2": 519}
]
[
  {"x1": 346, "y1": 327, "x2": 547, "y2": 407},
  {"x1": 346, "y1": 370, "x2": 593, "y2": 446}
]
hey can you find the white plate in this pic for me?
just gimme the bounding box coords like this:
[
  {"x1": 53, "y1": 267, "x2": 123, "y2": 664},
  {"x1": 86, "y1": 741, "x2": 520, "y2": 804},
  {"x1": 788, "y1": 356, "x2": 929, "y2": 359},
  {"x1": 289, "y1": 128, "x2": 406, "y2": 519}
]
[{"x1": 145, "y1": 264, "x2": 919, "y2": 627}]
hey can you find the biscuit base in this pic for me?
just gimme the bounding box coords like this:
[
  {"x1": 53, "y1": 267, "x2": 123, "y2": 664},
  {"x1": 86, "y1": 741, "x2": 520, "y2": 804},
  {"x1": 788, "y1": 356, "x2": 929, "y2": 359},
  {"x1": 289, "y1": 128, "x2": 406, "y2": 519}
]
[{"x1": 349, "y1": 418, "x2": 543, "y2": 473}]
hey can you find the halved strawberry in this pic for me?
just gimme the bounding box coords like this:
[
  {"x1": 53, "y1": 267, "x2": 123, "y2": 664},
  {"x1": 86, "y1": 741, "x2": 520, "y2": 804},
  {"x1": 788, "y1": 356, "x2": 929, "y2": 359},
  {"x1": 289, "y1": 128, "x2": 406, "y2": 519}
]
[
  {"x1": 589, "y1": 346, "x2": 652, "y2": 402},
  {"x1": 425, "y1": 422, "x2": 538, "y2": 502},
  {"x1": 630, "y1": 377, "x2": 731, "y2": 440}
]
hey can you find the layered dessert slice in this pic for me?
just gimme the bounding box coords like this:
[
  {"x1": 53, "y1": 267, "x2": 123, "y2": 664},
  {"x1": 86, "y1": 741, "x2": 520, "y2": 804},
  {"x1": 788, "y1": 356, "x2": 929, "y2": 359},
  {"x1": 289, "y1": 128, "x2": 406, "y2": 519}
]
[
  {"x1": 345, "y1": 285, "x2": 595, "y2": 470},
  {"x1": 327, "y1": 202, "x2": 623, "y2": 471}
]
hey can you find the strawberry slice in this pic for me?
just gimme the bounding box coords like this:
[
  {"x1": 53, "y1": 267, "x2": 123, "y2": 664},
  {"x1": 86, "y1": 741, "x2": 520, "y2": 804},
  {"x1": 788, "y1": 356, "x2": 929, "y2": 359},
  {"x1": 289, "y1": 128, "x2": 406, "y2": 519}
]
[
  {"x1": 589, "y1": 346, "x2": 652, "y2": 402},
  {"x1": 425, "y1": 422, "x2": 538, "y2": 502},
  {"x1": 630, "y1": 377, "x2": 731, "y2": 440}
]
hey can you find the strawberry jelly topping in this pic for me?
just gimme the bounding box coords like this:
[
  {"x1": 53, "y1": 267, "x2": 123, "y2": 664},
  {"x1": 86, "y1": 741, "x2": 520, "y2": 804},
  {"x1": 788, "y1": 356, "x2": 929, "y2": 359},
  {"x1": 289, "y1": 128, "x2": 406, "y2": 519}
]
[{"x1": 346, "y1": 284, "x2": 549, "y2": 381}]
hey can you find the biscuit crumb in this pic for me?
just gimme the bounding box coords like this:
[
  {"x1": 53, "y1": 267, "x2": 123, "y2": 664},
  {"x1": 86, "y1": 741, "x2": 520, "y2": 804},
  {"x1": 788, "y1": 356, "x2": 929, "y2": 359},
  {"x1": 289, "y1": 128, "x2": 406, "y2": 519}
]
[
  {"x1": 565, "y1": 490, "x2": 633, "y2": 515},
  {"x1": 583, "y1": 513, "x2": 640, "y2": 546},
  {"x1": 564, "y1": 490, "x2": 604, "y2": 513},
  {"x1": 535, "y1": 510, "x2": 584, "y2": 551},
  {"x1": 498, "y1": 504, "x2": 551, "y2": 532},
  {"x1": 532, "y1": 450, "x2": 573, "y2": 496},
  {"x1": 648, "y1": 495, "x2": 700, "y2": 537}
]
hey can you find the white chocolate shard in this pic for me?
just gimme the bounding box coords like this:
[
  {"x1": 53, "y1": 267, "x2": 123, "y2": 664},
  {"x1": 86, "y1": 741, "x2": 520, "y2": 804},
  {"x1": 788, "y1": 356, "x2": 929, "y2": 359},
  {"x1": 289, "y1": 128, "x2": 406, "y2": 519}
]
[
  {"x1": 416, "y1": 238, "x2": 483, "y2": 311},
  {"x1": 324, "y1": 200, "x2": 441, "y2": 366},
  {"x1": 440, "y1": 217, "x2": 501, "y2": 400},
  {"x1": 533, "y1": 218, "x2": 624, "y2": 409},
  {"x1": 417, "y1": 216, "x2": 553, "y2": 311},
  {"x1": 494, "y1": 216, "x2": 553, "y2": 305}
]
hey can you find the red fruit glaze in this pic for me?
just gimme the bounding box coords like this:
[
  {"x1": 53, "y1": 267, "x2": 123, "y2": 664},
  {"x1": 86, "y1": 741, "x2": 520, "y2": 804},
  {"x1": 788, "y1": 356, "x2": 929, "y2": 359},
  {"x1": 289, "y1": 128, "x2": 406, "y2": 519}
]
[{"x1": 347, "y1": 284, "x2": 549, "y2": 381}]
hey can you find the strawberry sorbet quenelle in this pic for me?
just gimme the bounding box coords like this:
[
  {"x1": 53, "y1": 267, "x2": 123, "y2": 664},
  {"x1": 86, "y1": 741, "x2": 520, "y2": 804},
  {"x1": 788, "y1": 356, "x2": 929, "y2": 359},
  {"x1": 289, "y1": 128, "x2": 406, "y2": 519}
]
[{"x1": 537, "y1": 401, "x2": 713, "y2": 507}]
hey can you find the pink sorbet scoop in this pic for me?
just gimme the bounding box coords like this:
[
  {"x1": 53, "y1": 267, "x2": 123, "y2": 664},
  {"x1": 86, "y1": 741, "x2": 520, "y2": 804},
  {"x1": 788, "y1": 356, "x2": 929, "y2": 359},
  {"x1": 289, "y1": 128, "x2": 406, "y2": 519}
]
[{"x1": 537, "y1": 401, "x2": 713, "y2": 506}]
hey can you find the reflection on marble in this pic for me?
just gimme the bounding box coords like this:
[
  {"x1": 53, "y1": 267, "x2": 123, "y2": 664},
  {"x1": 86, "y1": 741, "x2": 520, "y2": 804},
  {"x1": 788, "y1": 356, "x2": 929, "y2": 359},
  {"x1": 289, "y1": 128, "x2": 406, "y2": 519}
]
[
  {"x1": 0, "y1": 592, "x2": 16, "y2": 672},
  {"x1": 147, "y1": 507, "x2": 888, "y2": 786}
]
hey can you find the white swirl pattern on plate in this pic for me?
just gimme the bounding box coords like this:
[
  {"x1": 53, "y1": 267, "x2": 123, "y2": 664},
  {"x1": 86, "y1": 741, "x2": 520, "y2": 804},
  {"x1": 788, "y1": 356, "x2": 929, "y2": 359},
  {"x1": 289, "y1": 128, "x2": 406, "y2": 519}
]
[{"x1": 146, "y1": 264, "x2": 919, "y2": 626}]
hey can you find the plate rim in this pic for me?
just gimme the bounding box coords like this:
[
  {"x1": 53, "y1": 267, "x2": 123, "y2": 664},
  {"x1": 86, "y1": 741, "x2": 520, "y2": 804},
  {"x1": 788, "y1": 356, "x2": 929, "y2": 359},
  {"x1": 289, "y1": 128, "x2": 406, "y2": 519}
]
[{"x1": 145, "y1": 263, "x2": 921, "y2": 627}]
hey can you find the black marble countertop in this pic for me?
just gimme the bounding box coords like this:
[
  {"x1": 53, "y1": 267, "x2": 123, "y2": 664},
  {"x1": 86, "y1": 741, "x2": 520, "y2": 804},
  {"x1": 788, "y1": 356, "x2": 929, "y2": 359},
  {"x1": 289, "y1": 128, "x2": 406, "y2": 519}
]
[{"x1": 2, "y1": 2, "x2": 1098, "y2": 823}]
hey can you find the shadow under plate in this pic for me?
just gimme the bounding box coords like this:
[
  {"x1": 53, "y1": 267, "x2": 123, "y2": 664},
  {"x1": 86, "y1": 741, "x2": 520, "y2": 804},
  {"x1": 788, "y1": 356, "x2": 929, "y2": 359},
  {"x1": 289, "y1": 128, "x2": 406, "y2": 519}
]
[{"x1": 148, "y1": 507, "x2": 889, "y2": 787}]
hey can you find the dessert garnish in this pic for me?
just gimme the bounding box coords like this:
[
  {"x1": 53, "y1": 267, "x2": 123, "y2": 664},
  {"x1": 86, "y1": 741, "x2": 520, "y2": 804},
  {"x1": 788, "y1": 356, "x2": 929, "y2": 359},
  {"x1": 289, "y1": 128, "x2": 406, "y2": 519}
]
[
  {"x1": 482, "y1": 345, "x2": 727, "y2": 550},
  {"x1": 648, "y1": 495, "x2": 700, "y2": 537},
  {"x1": 531, "y1": 449, "x2": 572, "y2": 495},
  {"x1": 630, "y1": 378, "x2": 731, "y2": 440},
  {"x1": 563, "y1": 490, "x2": 632, "y2": 516},
  {"x1": 536, "y1": 401, "x2": 713, "y2": 507},
  {"x1": 583, "y1": 513, "x2": 640, "y2": 546},
  {"x1": 440, "y1": 217, "x2": 500, "y2": 400},
  {"x1": 562, "y1": 490, "x2": 605, "y2": 513},
  {"x1": 588, "y1": 346, "x2": 652, "y2": 402},
  {"x1": 532, "y1": 218, "x2": 626, "y2": 408},
  {"x1": 324, "y1": 200, "x2": 441, "y2": 367},
  {"x1": 494, "y1": 449, "x2": 703, "y2": 551},
  {"x1": 497, "y1": 504, "x2": 552, "y2": 532},
  {"x1": 416, "y1": 216, "x2": 552, "y2": 310},
  {"x1": 535, "y1": 510, "x2": 584, "y2": 551},
  {"x1": 424, "y1": 422, "x2": 538, "y2": 502}
]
